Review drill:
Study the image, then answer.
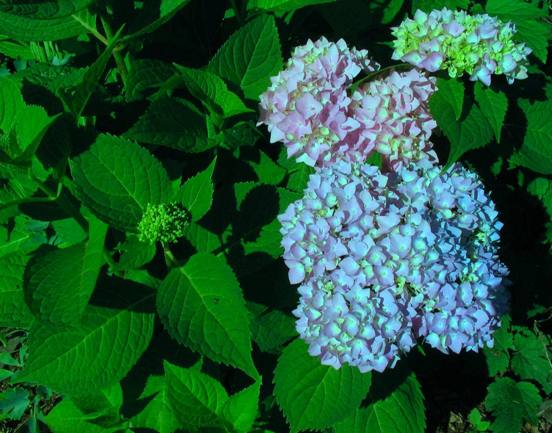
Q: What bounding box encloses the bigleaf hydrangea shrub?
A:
[0,1,550,433]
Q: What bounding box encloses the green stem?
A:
[100,16,128,86]
[350,63,413,92]
[230,0,245,25]
[162,243,179,268]
[72,14,109,45]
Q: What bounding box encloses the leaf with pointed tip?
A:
[181,157,216,221]
[157,253,256,377]
[132,376,180,433]
[0,253,34,328]
[0,0,94,41]
[222,381,261,433]
[334,374,425,433]
[430,86,493,165]
[485,378,542,433]
[125,97,211,153]
[208,15,282,100]
[15,281,155,395]
[164,360,230,430]
[474,82,508,143]
[274,339,372,433]
[173,65,252,118]
[24,216,108,324]
[70,134,173,231]
[510,99,552,175]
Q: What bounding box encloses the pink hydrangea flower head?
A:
[392,8,532,85]
[258,37,379,166]
[347,69,438,169]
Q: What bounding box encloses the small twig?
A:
[72,14,109,46]
[100,17,128,86]
[350,63,413,92]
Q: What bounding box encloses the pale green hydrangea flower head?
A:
[392,8,532,85]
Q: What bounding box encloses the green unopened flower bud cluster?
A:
[138,202,190,244]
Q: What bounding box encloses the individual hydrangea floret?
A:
[391,8,532,85]
[137,202,190,244]
[279,159,509,372]
[347,69,438,168]
[258,37,379,166]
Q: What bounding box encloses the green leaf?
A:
[510,99,552,175]
[484,316,513,376]
[486,0,550,63]
[527,177,552,245]
[435,78,464,121]
[44,399,121,433]
[468,408,491,431]
[113,235,156,271]
[125,97,211,153]
[0,253,34,328]
[334,373,426,433]
[222,381,261,433]
[0,1,94,41]
[0,77,58,162]
[248,0,336,13]
[164,360,230,430]
[511,331,552,394]
[430,84,493,165]
[485,378,542,433]
[0,388,30,421]
[25,216,107,324]
[474,83,508,143]
[412,0,468,12]
[70,134,173,231]
[131,375,181,433]
[16,282,155,395]
[182,223,222,253]
[274,339,372,433]
[208,15,282,100]
[181,157,217,222]
[247,150,286,186]
[249,303,296,353]
[60,26,123,116]
[125,59,175,101]
[157,253,256,377]
[173,65,252,118]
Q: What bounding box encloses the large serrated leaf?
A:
[125,97,211,153]
[208,15,282,100]
[510,99,552,175]
[0,253,34,328]
[164,360,230,430]
[24,216,108,324]
[157,253,256,377]
[474,82,508,143]
[174,65,252,118]
[273,339,372,433]
[131,375,180,433]
[0,1,94,41]
[15,281,155,395]
[181,157,216,221]
[334,373,426,433]
[430,84,493,165]
[222,381,261,433]
[485,377,542,433]
[70,134,173,231]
